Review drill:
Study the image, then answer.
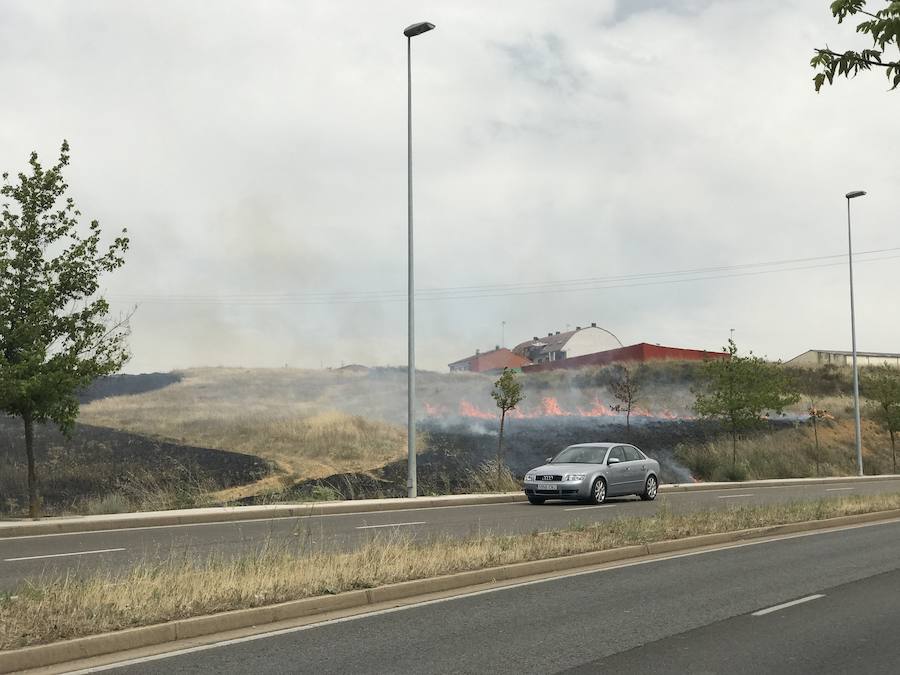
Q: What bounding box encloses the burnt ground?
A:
[77,372,183,404]
[0,416,271,516]
[267,417,798,502]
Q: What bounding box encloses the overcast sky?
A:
[0,0,896,373]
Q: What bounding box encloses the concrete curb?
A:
[2,474,899,539]
[3,507,900,673]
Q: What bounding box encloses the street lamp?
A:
[404,20,435,498]
[846,189,866,476]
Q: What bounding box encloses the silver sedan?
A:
[523,442,660,505]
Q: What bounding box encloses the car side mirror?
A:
[607,457,621,465]
[545,457,553,463]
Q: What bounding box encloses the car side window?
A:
[608,446,625,463]
[624,446,642,462]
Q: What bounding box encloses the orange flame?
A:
[458,400,495,419]
[540,397,571,416]
[423,397,691,421]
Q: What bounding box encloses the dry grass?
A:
[464,460,521,493]
[79,369,408,481]
[677,416,897,481]
[3,492,900,650]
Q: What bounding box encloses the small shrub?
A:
[712,463,749,482]
[80,493,132,515]
[675,442,719,480]
[464,460,520,493]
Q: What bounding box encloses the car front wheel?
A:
[640,475,658,501]
[589,478,607,504]
[527,495,545,505]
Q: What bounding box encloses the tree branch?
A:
[814,48,895,68]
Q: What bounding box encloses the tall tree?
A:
[0,142,130,518]
[610,364,640,436]
[694,340,800,469]
[491,367,524,485]
[862,366,900,473]
[811,1,900,91]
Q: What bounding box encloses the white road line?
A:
[826,488,855,491]
[717,494,754,499]
[4,547,126,562]
[564,505,615,511]
[355,522,426,530]
[752,594,825,616]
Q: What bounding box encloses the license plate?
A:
[537,483,556,491]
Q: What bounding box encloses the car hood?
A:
[527,463,603,475]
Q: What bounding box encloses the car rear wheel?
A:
[527,495,545,505]
[589,478,607,504]
[640,475,658,501]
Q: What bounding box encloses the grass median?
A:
[3,492,900,651]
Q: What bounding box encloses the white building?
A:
[512,324,622,365]
[786,349,900,369]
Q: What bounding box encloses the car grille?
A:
[536,475,562,481]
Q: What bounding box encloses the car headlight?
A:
[564,473,586,481]
[524,473,535,482]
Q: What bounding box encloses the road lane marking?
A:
[717,494,754,499]
[827,488,855,491]
[4,547,126,562]
[565,505,615,511]
[355,522,426,530]
[752,594,825,616]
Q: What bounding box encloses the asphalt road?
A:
[2,477,900,593]
[95,518,900,674]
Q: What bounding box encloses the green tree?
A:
[862,366,900,472]
[811,1,900,91]
[693,340,800,470]
[0,142,130,518]
[609,364,640,436]
[491,367,524,485]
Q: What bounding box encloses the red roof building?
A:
[448,347,532,374]
[522,342,727,373]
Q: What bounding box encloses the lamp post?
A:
[846,189,866,476]
[404,21,435,498]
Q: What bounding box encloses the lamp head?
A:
[845,190,867,199]
[404,22,435,37]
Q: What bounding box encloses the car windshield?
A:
[552,446,607,464]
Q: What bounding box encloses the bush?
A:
[674,442,719,481]
[464,460,520,493]
[712,463,749,482]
